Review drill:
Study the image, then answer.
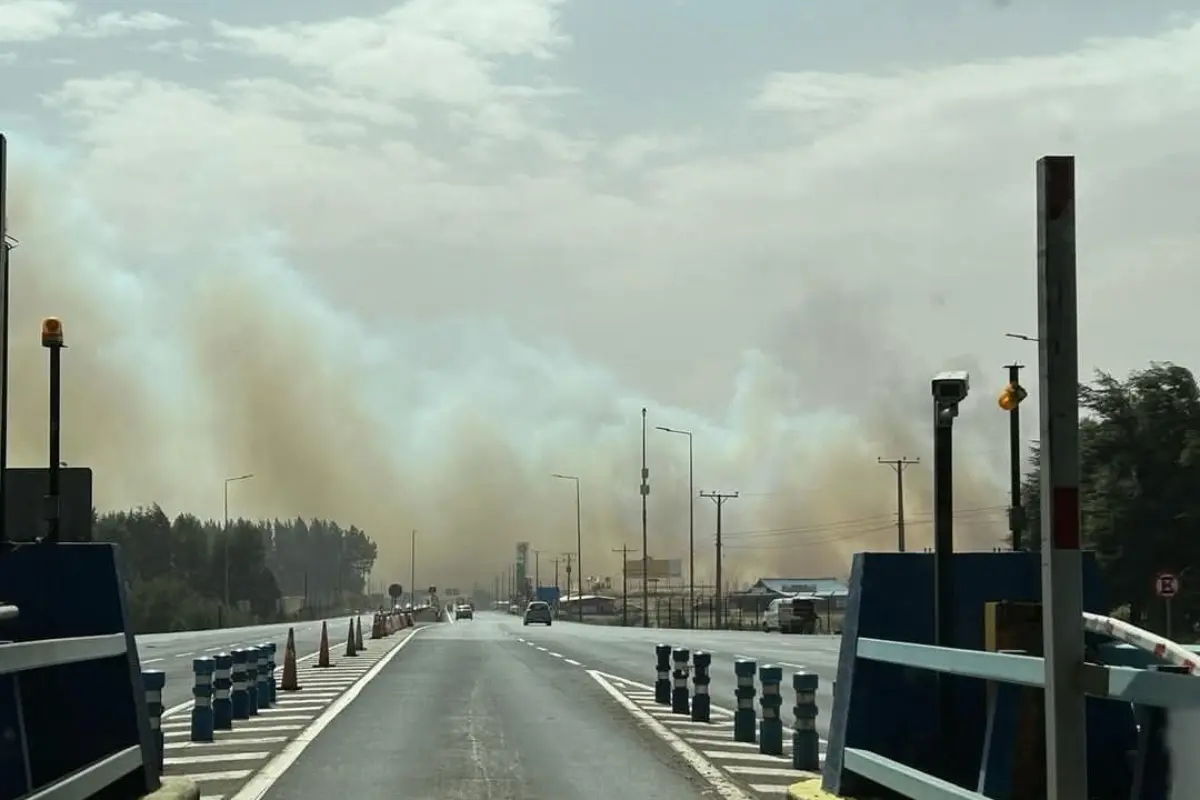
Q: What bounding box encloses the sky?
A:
[0,0,1197,593]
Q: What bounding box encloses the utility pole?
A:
[877,457,919,552]
[534,549,541,589]
[0,134,9,547]
[410,529,416,610]
[700,490,738,628]
[640,408,650,628]
[553,558,560,593]
[613,544,638,626]
[563,552,573,616]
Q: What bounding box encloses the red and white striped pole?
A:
[1036,154,1088,800]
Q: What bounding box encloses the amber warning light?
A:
[41,317,64,348]
[997,382,1028,411]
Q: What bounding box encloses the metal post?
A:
[212,652,233,730]
[1036,154,1087,800]
[575,478,583,621]
[230,648,250,720]
[758,665,784,755]
[655,643,672,705]
[671,648,691,714]
[190,658,215,743]
[687,433,694,628]
[641,408,650,628]
[734,658,757,743]
[692,651,711,722]
[1007,363,1026,550]
[792,672,820,770]
[141,669,165,773]
[0,134,9,546]
[410,529,416,614]
[41,319,64,543]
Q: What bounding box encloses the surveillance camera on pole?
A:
[930,369,968,759]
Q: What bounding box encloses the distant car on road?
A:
[455,604,474,620]
[523,601,552,626]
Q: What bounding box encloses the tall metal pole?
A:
[656,426,695,627]
[0,134,8,546]
[410,529,416,608]
[1037,155,1087,800]
[640,408,649,628]
[1007,363,1026,550]
[41,318,64,543]
[932,398,955,754]
[574,478,583,621]
[700,491,737,628]
[534,550,540,589]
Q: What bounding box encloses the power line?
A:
[722,505,1008,541]
[878,457,920,552]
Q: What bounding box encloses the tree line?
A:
[94,507,379,634]
[1020,361,1200,636]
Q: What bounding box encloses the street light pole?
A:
[656,425,694,628]
[410,529,416,608]
[223,473,254,608]
[551,473,583,621]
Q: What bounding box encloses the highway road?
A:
[145,611,834,799]
[136,614,371,711]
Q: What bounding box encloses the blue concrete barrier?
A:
[655,644,671,705]
[256,642,272,709]
[692,651,712,723]
[671,647,691,715]
[190,657,215,743]
[230,648,250,720]
[792,672,820,770]
[213,652,233,730]
[734,658,757,743]
[246,646,261,715]
[142,669,165,772]
[759,664,784,756]
[0,543,160,799]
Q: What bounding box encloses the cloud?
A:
[0,2,185,43]
[7,6,1200,587]
[0,0,73,43]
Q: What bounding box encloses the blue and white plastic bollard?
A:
[245,646,261,715]
[654,644,672,705]
[671,647,691,715]
[190,657,215,743]
[265,642,278,703]
[758,664,784,755]
[256,643,272,709]
[142,669,165,771]
[230,648,250,720]
[792,672,820,770]
[734,658,757,743]
[691,651,711,723]
[213,652,233,730]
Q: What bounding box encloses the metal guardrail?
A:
[846,632,1200,800]
[1,605,151,799]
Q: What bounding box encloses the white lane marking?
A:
[701,750,793,763]
[176,653,195,658]
[143,658,164,664]
[564,658,582,666]
[230,625,425,800]
[179,770,251,782]
[548,651,564,658]
[589,670,754,800]
[748,784,795,794]
[169,736,287,749]
[166,751,269,766]
[164,725,303,739]
[536,646,548,652]
[725,765,805,778]
[779,662,808,670]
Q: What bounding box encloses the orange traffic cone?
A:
[344,619,358,657]
[355,616,366,651]
[279,627,301,691]
[315,621,334,668]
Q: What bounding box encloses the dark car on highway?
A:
[523,601,552,626]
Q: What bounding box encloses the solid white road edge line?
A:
[588,669,754,800]
[229,625,427,800]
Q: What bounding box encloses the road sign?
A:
[1156,572,1179,599]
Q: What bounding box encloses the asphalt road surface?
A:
[497,612,840,737]
[259,613,729,800]
[136,615,371,711]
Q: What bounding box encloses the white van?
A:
[762,596,821,634]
